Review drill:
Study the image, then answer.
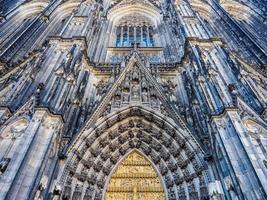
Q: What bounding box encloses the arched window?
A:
[116,26,121,47]
[115,25,155,47]
[115,15,155,48]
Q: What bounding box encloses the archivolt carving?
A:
[57,106,210,200]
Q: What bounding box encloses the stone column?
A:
[127,26,130,47]
[140,26,142,47]
[147,26,150,47]
[134,26,136,45]
[120,26,123,47]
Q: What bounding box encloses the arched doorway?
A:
[105,150,165,200]
[57,105,210,200]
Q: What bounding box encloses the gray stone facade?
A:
[0,0,266,199]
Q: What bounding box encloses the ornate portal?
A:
[105,151,165,200]
[0,0,266,198]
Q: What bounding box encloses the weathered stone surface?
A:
[0,0,266,199]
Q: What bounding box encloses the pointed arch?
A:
[104,149,166,199]
[57,105,210,200]
[108,5,161,27]
[105,0,162,53]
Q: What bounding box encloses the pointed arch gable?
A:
[54,52,211,200]
[68,53,204,154]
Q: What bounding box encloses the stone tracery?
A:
[0,0,266,199]
[115,14,155,48]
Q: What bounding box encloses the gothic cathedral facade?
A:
[0,0,266,199]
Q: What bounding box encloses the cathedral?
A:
[0,0,266,199]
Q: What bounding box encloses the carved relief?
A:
[105,151,165,200]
